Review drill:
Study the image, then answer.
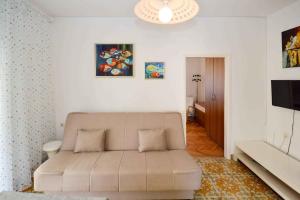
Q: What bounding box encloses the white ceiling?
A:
[31,0,297,17]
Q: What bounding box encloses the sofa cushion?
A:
[146,151,174,191]
[62,152,101,191]
[138,129,167,152]
[34,151,74,191]
[168,150,202,190]
[119,151,146,191]
[61,112,185,151]
[34,151,74,175]
[90,151,123,192]
[146,150,202,191]
[74,129,106,152]
[34,149,201,193]
[62,112,125,151]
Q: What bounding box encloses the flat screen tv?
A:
[271,80,300,111]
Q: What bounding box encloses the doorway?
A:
[185,57,225,157]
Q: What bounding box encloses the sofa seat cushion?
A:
[146,150,202,191]
[34,151,75,191]
[146,151,173,191]
[62,152,101,192]
[169,150,202,190]
[34,149,201,193]
[90,151,123,192]
[119,151,146,191]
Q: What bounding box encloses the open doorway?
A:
[186,57,224,157]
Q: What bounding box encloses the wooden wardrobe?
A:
[204,58,225,148]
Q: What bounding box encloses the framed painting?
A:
[145,62,165,79]
[282,26,300,68]
[96,44,133,76]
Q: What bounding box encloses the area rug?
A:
[194,157,282,200]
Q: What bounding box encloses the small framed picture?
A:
[95,44,133,77]
[145,62,165,79]
[282,26,300,68]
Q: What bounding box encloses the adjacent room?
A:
[1,0,300,199]
[186,57,224,157]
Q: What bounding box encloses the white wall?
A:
[51,17,267,155]
[266,1,300,160]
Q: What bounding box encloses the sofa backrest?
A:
[61,112,185,151]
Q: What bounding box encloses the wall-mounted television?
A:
[271,80,300,111]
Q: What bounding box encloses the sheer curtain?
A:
[0,0,56,191]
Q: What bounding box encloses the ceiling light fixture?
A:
[158,1,173,23]
[134,0,199,25]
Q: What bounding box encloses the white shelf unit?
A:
[235,140,300,200]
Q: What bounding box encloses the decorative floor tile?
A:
[194,157,282,200]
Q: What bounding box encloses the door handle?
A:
[211,93,216,101]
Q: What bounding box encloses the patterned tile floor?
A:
[194,157,282,200]
[186,119,281,199]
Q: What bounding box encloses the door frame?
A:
[184,54,231,159]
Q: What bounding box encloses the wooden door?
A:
[213,58,224,148]
[205,57,224,148]
[205,58,214,138]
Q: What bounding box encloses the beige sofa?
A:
[34,112,202,200]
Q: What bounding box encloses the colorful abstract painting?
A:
[282,26,300,68]
[145,62,165,79]
[96,44,133,76]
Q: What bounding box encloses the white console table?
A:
[235,140,300,200]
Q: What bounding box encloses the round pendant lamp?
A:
[134,0,199,24]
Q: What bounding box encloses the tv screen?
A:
[271,80,300,111]
[291,81,300,111]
